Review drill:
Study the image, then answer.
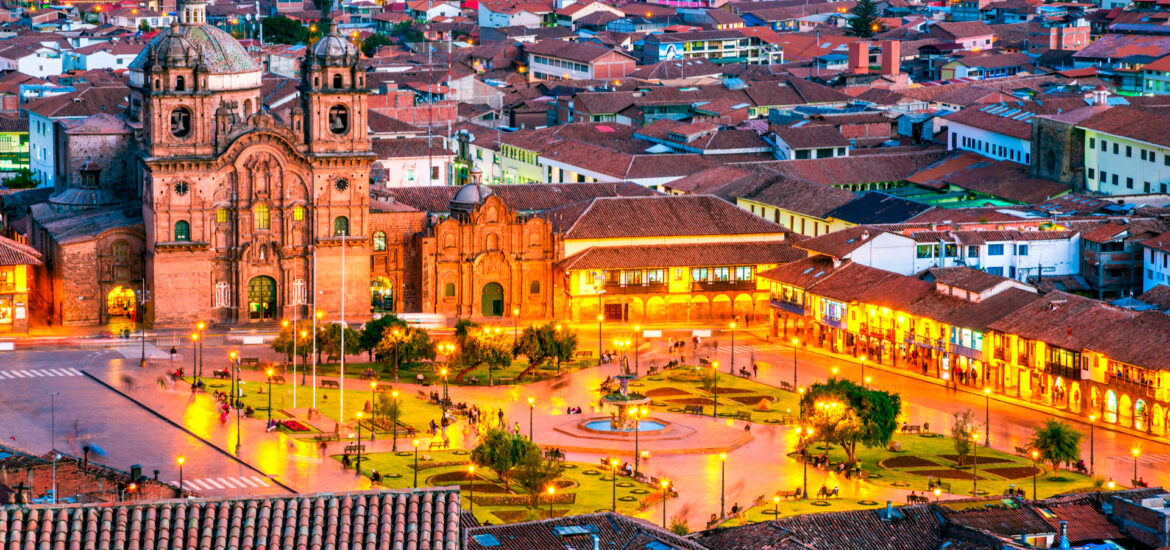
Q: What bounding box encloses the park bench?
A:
[240,358,260,367]
[907,494,930,504]
[683,405,704,415]
[429,440,450,450]
[699,357,711,367]
[213,369,231,379]
[269,375,286,384]
[321,380,340,389]
[778,381,794,392]
[375,383,393,393]
[903,424,922,434]
[575,351,593,359]
[936,482,951,493]
[498,377,514,385]
[1014,446,1030,457]
[734,411,752,422]
[361,369,378,380]
[343,443,365,454]
[776,490,799,500]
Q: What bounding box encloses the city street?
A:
[1,326,1167,528]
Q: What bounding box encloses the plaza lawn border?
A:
[630,369,799,423]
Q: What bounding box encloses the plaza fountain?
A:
[585,375,665,433]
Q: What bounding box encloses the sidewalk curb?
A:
[81,371,299,494]
[769,336,1167,449]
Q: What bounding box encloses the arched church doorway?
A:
[248,276,277,321]
[481,282,504,316]
[372,277,394,313]
[107,286,137,321]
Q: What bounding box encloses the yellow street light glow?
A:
[773,495,780,504]
[720,453,726,461]
[370,381,377,389]
[933,487,941,497]
[1031,450,1039,459]
[1107,480,1115,489]
[356,411,363,419]
[985,388,991,394]
[528,396,535,406]
[412,439,419,447]
[469,465,475,473]
[197,321,205,330]
[392,390,399,398]
[176,455,185,466]
[1132,448,1140,457]
[282,320,289,327]
[547,486,555,495]
[266,368,274,376]
[229,350,237,360]
[191,332,198,341]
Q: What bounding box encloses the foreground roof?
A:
[465,512,707,550]
[1,489,463,550]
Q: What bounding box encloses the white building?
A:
[1142,232,1170,292]
[62,39,146,72]
[943,104,1032,164]
[1080,106,1170,196]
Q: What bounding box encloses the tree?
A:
[669,516,689,536]
[271,320,314,364]
[453,322,512,384]
[388,20,424,43]
[470,428,533,487]
[845,0,884,38]
[138,20,151,32]
[799,378,902,464]
[513,444,565,507]
[361,32,393,57]
[4,168,38,189]
[262,15,309,45]
[373,391,402,428]
[359,314,406,360]
[1028,419,1082,478]
[318,322,360,363]
[951,409,978,466]
[512,323,579,376]
[374,324,436,376]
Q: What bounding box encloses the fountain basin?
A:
[583,419,667,433]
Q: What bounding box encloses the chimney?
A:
[848,41,871,74]
[130,464,142,482]
[880,40,901,75]
[1059,521,1071,549]
[82,446,90,471]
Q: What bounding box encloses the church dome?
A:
[450,183,492,216]
[129,22,261,90]
[311,33,360,67]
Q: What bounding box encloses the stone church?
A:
[29,0,375,327]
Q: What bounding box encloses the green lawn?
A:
[725,497,889,526]
[803,433,1093,499]
[192,376,445,436]
[340,451,662,524]
[245,358,594,387]
[631,368,801,423]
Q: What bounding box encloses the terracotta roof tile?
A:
[927,266,1012,294]
[560,241,805,270]
[541,194,788,239]
[1138,285,1170,309]
[466,512,706,550]
[795,226,886,258]
[0,235,42,266]
[381,182,656,214]
[1078,105,1170,149]
[773,124,851,149]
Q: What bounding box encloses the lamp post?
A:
[798,426,813,499]
[468,466,476,517]
[792,339,800,389]
[1088,415,1096,476]
[772,495,779,520]
[512,308,519,346]
[176,455,185,496]
[547,486,555,519]
[196,321,205,378]
[860,356,866,385]
[719,453,727,518]
[729,321,736,374]
[933,487,941,503]
[391,328,401,382]
[971,433,980,496]
[441,367,449,406]
[300,330,309,385]
[413,439,420,487]
[594,271,605,366]
[633,406,647,475]
[266,368,274,424]
[355,411,364,474]
[48,392,59,451]
[313,310,323,405]
[711,360,719,418]
[528,396,535,441]
[369,381,377,441]
[609,458,619,512]
[1031,450,1039,500]
[190,332,199,386]
[1132,448,1140,485]
[984,388,991,447]
[634,325,641,375]
[392,390,399,451]
[661,479,670,528]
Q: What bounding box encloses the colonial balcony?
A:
[1107,373,1158,399]
[603,282,668,295]
[1044,361,1083,381]
[691,280,757,292]
[769,297,806,316]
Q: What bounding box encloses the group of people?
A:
[565,406,584,414]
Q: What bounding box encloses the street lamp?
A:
[633,406,647,475]
[971,433,980,496]
[468,466,476,517]
[729,321,736,375]
[860,356,867,386]
[266,368,274,424]
[440,367,449,406]
[719,453,727,518]
[1132,448,1140,485]
[983,388,991,447]
[190,332,199,386]
[48,392,59,451]
[228,350,238,404]
[512,308,519,345]
[369,381,377,441]
[547,486,555,519]
[176,455,185,496]
[1107,480,1115,490]
[355,411,364,474]
[660,479,670,528]
[609,458,619,512]
[797,426,813,499]
[1088,414,1096,476]
[772,495,779,519]
[391,329,401,382]
[196,321,205,378]
[792,339,800,389]
[933,487,941,503]
[1031,450,1039,500]
[597,314,604,367]
[528,396,535,441]
[391,390,399,451]
[413,439,420,488]
[711,360,720,418]
[300,330,309,385]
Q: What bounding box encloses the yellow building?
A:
[0,235,42,333]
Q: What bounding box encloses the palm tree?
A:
[1028,419,1082,479]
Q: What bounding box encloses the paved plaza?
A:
[0,326,1166,528]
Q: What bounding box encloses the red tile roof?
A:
[561,241,805,270]
[1138,285,1170,309]
[1141,231,1170,254]
[772,124,851,149]
[1078,105,1170,149]
[795,226,887,258]
[0,235,42,266]
[542,195,790,239]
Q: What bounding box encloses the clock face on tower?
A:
[173,181,189,196]
[334,177,349,191]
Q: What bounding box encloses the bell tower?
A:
[300,28,370,155]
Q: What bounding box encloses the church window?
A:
[253,204,270,230]
[293,206,304,221]
[113,240,129,263]
[170,107,192,137]
[334,177,349,191]
[217,208,228,223]
[328,105,349,134]
[173,181,189,196]
[334,216,349,236]
[486,233,499,250]
[214,281,231,309]
[529,280,540,294]
[373,231,386,251]
[444,282,455,297]
[333,74,343,88]
[174,220,190,242]
[175,76,185,91]
[244,99,252,117]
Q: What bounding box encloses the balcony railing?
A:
[692,279,756,292]
[603,282,667,295]
[994,348,1006,361]
[770,298,806,316]
[1107,374,1157,398]
[1044,361,1083,381]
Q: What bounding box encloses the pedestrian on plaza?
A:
[752,363,758,378]
[498,409,504,427]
